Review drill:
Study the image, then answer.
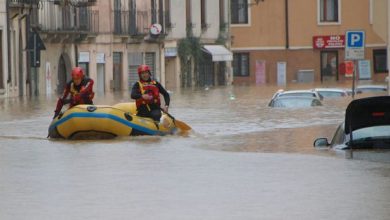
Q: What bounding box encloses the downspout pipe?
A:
[6,0,11,84]
[285,0,289,49]
[388,0,390,95]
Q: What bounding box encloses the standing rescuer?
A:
[131,64,170,121]
[53,67,95,118]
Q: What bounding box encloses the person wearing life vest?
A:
[131,64,170,121]
[53,67,95,118]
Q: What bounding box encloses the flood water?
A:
[1,84,390,220]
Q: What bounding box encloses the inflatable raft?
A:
[48,103,180,139]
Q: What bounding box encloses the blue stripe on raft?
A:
[49,112,166,136]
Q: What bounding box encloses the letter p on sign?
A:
[346,31,364,48]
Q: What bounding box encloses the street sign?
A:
[345,31,365,60]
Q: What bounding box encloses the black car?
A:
[314,96,390,150]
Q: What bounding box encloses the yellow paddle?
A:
[162,110,192,131]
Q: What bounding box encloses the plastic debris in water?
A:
[229,93,236,100]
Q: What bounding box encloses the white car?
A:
[356,85,387,93]
[272,89,324,100]
[268,96,322,108]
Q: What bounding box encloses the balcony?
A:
[112,10,171,40]
[32,1,99,43]
[9,0,39,7]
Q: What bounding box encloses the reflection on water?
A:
[0,84,389,220]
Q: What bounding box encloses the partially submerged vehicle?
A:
[272,89,324,100]
[314,96,390,160]
[268,96,322,108]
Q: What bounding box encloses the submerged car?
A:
[313,88,348,98]
[314,96,390,150]
[269,96,322,108]
[356,85,387,93]
[272,89,324,100]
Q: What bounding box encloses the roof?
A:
[345,96,390,134]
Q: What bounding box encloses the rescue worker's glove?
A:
[72,94,82,105]
[53,110,60,119]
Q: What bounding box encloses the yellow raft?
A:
[48,103,179,139]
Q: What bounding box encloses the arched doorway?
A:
[57,53,71,94]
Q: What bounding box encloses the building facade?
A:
[1,0,232,98]
[1,0,34,98]
[0,0,7,97]
[231,0,388,86]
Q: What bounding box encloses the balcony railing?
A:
[34,1,99,34]
[9,0,39,7]
[112,10,171,36]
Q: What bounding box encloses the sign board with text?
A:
[345,31,365,60]
[313,35,345,49]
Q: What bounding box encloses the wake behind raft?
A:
[48,102,191,139]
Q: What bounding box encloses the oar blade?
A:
[175,119,192,131]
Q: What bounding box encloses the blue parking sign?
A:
[346,31,365,48]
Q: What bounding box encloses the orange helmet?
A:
[137,64,151,75]
[71,67,84,80]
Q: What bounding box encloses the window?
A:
[319,0,339,22]
[201,0,207,29]
[320,51,338,82]
[114,0,122,34]
[220,0,225,26]
[373,49,388,73]
[164,0,172,28]
[78,63,89,77]
[233,53,249,77]
[186,0,192,26]
[231,0,248,24]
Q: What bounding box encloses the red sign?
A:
[313,35,345,49]
[339,61,354,77]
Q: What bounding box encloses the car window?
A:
[279,93,315,98]
[353,126,390,140]
[272,98,318,108]
[318,91,345,97]
[357,88,387,92]
[330,124,345,146]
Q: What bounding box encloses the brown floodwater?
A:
[0,84,389,220]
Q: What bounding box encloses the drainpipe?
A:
[388,0,390,95]
[6,0,11,86]
[227,0,232,85]
[285,0,289,49]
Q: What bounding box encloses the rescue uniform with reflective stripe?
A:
[61,77,94,107]
[131,79,170,121]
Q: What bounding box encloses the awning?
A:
[202,45,233,62]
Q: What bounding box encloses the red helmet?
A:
[71,67,84,80]
[137,64,151,75]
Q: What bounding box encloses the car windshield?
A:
[356,87,387,92]
[272,98,321,108]
[348,126,390,149]
[317,91,345,97]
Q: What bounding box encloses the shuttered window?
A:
[233,53,249,77]
[320,0,339,22]
[231,0,248,24]
[128,52,143,88]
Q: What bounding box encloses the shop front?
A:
[313,35,345,83]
